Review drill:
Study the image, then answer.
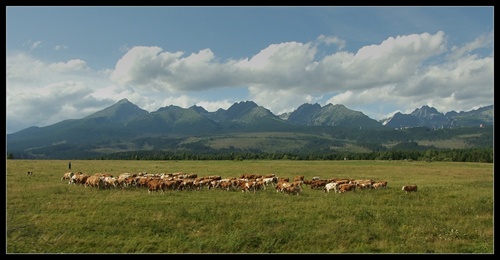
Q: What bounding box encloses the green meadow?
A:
[6,159,493,254]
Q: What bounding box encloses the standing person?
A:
[68,162,71,170]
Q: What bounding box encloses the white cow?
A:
[323,182,339,193]
[61,172,75,185]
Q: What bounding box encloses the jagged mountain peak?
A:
[84,98,149,123]
[287,102,383,128]
[324,103,345,108]
[287,103,322,125]
[155,104,184,112]
[411,105,442,118]
[278,112,292,120]
[223,101,259,120]
[116,98,131,104]
[189,105,208,114]
[299,103,322,108]
[227,100,258,110]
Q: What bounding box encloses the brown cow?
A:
[372,181,388,189]
[72,173,89,185]
[338,183,356,193]
[310,180,328,190]
[283,185,301,196]
[402,185,418,193]
[293,175,304,182]
[276,180,291,193]
[85,175,103,189]
[147,178,165,193]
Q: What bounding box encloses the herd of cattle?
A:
[60,171,418,195]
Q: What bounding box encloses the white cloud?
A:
[54,45,68,51]
[448,31,494,60]
[317,34,346,50]
[23,40,42,52]
[110,46,183,87]
[7,52,46,83]
[195,100,233,112]
[7,81,95,131]
[248,87,323,115]
[237,41,316,80]
[49,59,89,73]
[6,53,115,133]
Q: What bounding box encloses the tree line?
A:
[89,147,493,163]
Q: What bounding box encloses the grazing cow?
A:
[241,181,255,193]
[283,185,301,196]
[402,185,418,193]
[147,179,165,193]
[103,177,119,189]
[62,172,74,182]
[207,175,222,180]
[71,173,89,185]
[164,179,181,191]
[136,177,150,188]
[338,183,356,193]
[26,171,33,176]
[310,180,328,190]
[372,181,388,189]
[218,180,234,191]
[323,182,338,193]
[355,181,373,190]
[262,177,278,187]
[294,176,305,182]
[85,175,103,189]
[276,180,291,193]
[278,177,290,183]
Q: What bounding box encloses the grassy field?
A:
[6,159,493,254]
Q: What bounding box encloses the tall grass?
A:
[6,160,493,253]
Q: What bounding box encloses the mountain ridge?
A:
[381,104,493,129]
[6,99,493,159]
[10,99,493,134]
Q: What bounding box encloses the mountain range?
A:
[6,99,493,159]
[380,104,493,129]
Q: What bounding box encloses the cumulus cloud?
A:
[106,31,460,115]
[6,53,114,133]
[111,46,182,87]
[7,52,46,83]
[7,81,95,131]
[111,46,244,92]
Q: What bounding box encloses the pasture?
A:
[6,159,493,253]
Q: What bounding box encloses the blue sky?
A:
[6,6,494,134]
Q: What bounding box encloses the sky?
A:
[6,6,494,134]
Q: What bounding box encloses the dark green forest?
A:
[8,147,492,163]
[92,147,493,163]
